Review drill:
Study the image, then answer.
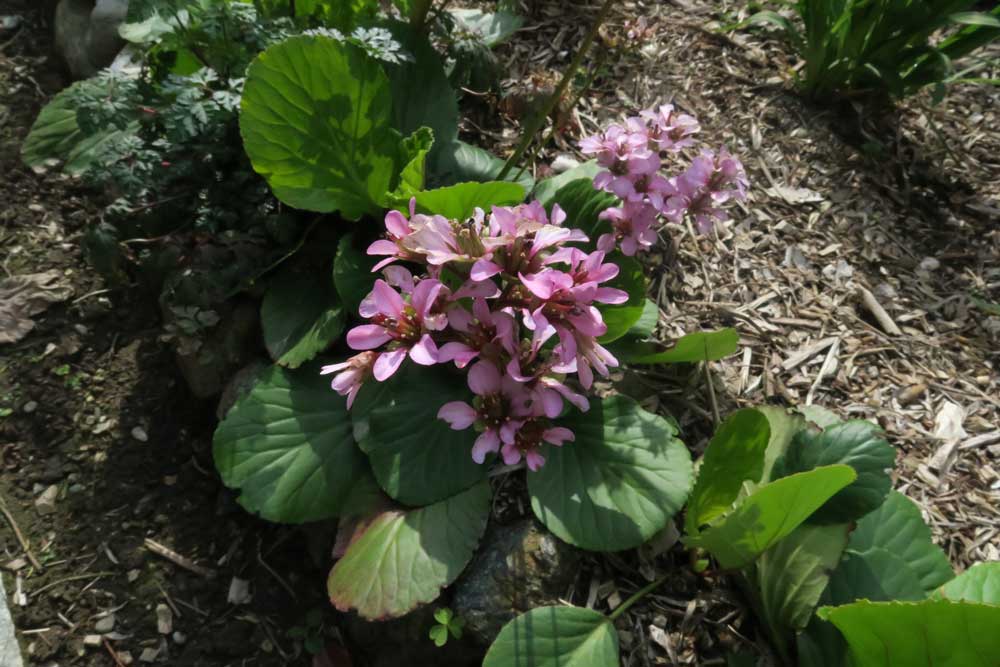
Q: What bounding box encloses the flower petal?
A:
[468,360,502,396]
[472,430,501,464]
[470,258,503,282]
[372,279,405,318]
[373,348,407,381]
[346,325,392,350]
[543,427,574,446]
[408,334,440,365]
[437,401,477,430]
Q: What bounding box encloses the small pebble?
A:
[23,401,38,414]
[172,631,186,645]
[83,634,103,647]
[94,614,115,633]
[139,647,159,663]
[131,426,148,442]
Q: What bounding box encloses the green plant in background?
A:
[736,1,1000,100]
[286,608,327,655]
[428,607,465,647]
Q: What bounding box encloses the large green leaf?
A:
[772,420,895,523]
[753,524,850,650]
[686,465,856,570]
[333,233,377,318]
[213,365,375,523]
[431,140,534,192]
[825,549,926,604]
[357,366,488,506]
[533,161,603,206]
[686,408,771,535]
[613,329,740,364]
[528,395,693,552]
[757,407,806,483]
[545,178,617,240]
[848,490,953,594]
[413,181,525,220]
[628,299,660,338]
[817,599,1000,667]
[261,268,344,369]
[22,83,136,175]
[483,606,619,667]
[450,8,524,47]
[937,562,1000,605]
[383,21,459,166]
[597,255,646,344]
[240,36,399,218]
[327,482,490,620]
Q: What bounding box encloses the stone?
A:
[35,485,59,515]
[172,299,260,398]
[83,634,103,647]
[155,603,172,635]
[0,574,24,667]
[550,155,580,174]
[452,518,582,644]
[54,0,127,80]
[130,426,148,442]
[139,647,159,663]
[94,614,115,633]
[22,401,37,414]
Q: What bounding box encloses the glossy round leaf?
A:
[327,482,490,620]
[825,548,925,604]
[545,178,617,240]
[597,255,646,344]
[261,269,344,369]
[357,366,488,506]
[483,606,619,667]
[240,36,399,218]
[413,181,525,220]
[848,490,953,594]
[533,161,603,206]
[213,365,375,523]
[528,395,693,551]
[773,420,895,523]
[937,562,1000,605]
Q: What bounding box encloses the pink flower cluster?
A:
[580,104,749,250]
[322,200,626,471]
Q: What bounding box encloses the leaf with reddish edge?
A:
[327,482,490,620]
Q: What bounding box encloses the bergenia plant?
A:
[323,105,747,472]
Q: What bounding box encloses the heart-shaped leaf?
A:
[240,35,399,218]
[686,408,771,534]
[817,599,1000,667]
[483,606,619,667]
[528,395,693,551]
[846,490,953,594]
[772,420,895,523]
[213,365,376,523]
[262,268,344,369]
[356,366,488,506]
[413,181,525,220]
[685,465,856,570]
[937,562,1000,605]
[327,482,490,619]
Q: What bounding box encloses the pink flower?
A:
[346,279,445,381]
[367,200,426,271]
[640,104,700,153]
[438,298,517,369]
[499,420,575,471]
[597,201,659,256]
[663,148,748,233]
[320,351,376,408]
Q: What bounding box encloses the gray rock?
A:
[452,518,582,644]
[0,574,24,667]
[94,614,115,633]
[35,484,59,515]
[54,0,127,80]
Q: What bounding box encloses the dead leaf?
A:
[0,271,73,344]
[765,184,824,204]
[933,401,967,440]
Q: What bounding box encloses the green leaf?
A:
[544,178,617,240]
[413,181,525,220]
[847,490,953,594]
[772,420,895,524]
[22,83,136,175]
[533,161,603,206]
[528,395,693,551]
[213,365,375,523]
[261,269,344,369]
[797,405,842,430]
[390,126,434,202]
[685,408,771,535]
[825,549,925,604]
[629,299,659,338]
[615,329,740,364]
[240,36,399,219]
[950,11,1000,28]
[327,482,490,619]
[757,406,806,484]
[817,599,1000,667]
[431,140,534,192]
[754,524,850,643]
[383,21,459,166]
[334,234,377,318]
[685,465,856,570]
[483,606,619,667]
[118,12,180,43]
[597,255,646,344]
[429,625,449,647]
[937,562,1000,605]
[450,8,524,47]
[357,366,488,506]
[433,608,453,625]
